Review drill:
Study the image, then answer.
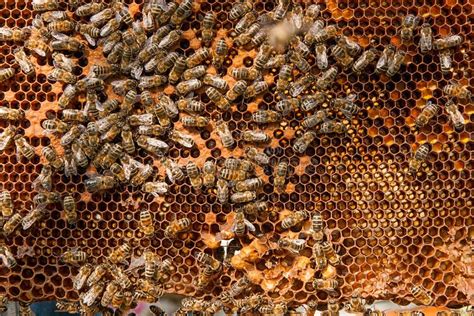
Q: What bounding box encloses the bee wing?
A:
[294,239,306,246]
[244,219,256,232]
[83,33,96,47]
[51,31,69,41]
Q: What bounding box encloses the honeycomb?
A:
[0,0,472,313]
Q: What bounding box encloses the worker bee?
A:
[415,100,439,128]
[0,27,30,42]
[62,194,77,225]
[13,48,35,76]
[168,56,187,84]
[254,44,273,70]
[143,181,168,197]
[109,163,127,183]
[318,120,347,134]
[439,49,453,74]
[290,51,311,72]
[75,2,104,16]
[327,298,340,316]
[41,145,63,170]
[164,218,192,239]
[84,175,117,192]
[183,65,207,81]
[215,120,235,148]
[0,107,24,121]
[409,143,430,173]
[443,81,472,100]
[312,242,328,270]
[130,163,154,187]
[231,67,260,81]
[143,250,158,280]
[108,242,131,265]
[293,131,317,154]
[206,87,230,111]
[162,159,185,183]
[241,130,270,143]
[313,25,338,45]
[201,12,215,46]
[245,148,269,166]
[203,74,229,91]
[138,75,167,90]
[313,279,339,291]
[25,37,50,57]
[235,11,257,34]
[99,16,121,38]
[48,67,77,84]
[252,110,281,124]
[213,38,229,69]
[321,241,340,264]
[2,213,21,236]
[375,44,396,74]
[274,161,288,193]
[245,81,268,98]
[177,98,205,114]
[61,109,86,123]
[14,134,35,161]
[309,213,325,241]
[313,43,329,70]
[352,49,377,74]
[0,245,16,268]
[202,161,216,188]
[234,23,260,47]
[50,32,83,52]
[158,30,183,49]
[419,23,433,53]
[226,80,247,101]
[33,191,60,207]
[128,113,154,127]
[170,0,192,26]
[235,178,263,192]
[118,125,134,154]
[0,190,13,217]
[177,79,203,95]
[181,115,209,128]
[333,94,358,119]
[61,249,87,266]
[0,68,15,83]
[51,52,75,74]
[216,179,229,203]
[186,162,203,191]
[86,263,109,287]
[136,135,169,156]
[386,49,406,77]
[90,7,114,27]
[344,295,366,313]
[265,54,286,70]
[433,34,463,51]
[56,301,80,314]
[0,126,16,153]
[281,210,310,230]
[445,99,465,132]
[47,20,76,34]
[139,209,155,237]
[400,14,420,42]
[301,110,328,129]
[169,130,195,148]
[229,0,252,20]
[63,148,77,178]
[276,64,293,93]
[32,165,52,192]
[290,73,316,97]
[82,282,105,307]
[278,237,306,254]
[276,97,297,117]
[31,0,59,11]
[411,285,432,305]
[100,281,120,307]
[76,23,100,46]
[303,19,325,45]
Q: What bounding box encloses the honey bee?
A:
[0,245,16,268]
[293,131,317,154]
[176,79,203,95]
[333,94,358,119]
[352,49,377,74]
[136,135,169,156]
[73,263,93,291]
[33,165,53,192]
[181,115,209,128]
[375,44,396,74]
[312,25,338,45]
[212,38,229,69]
[56,301,80,313]
[82,282,105,307]
[84,175,117,192]
[48,20,76,34]
[13,48,34,76]
[168,56,187,84]
[245,80,268,98]
[175,99,204,115]
[108,242,131,265]
[158,29,183,49]
[25,38,50,57]
[206,87,230,111]
[445,99,465,132]
[164,218,192,239]
[100,17,121,38]
[75,2,104,16]
[235,178,263,192]
[0,68,15,83]
[130,163,154,187]
[439,49,453,74]
[310,213,325,241]
[245,148,269,166]
[202,160,216,188]
[31,0,59,11]
[100,281,120,307]
[61,109,86,123]
[14,134,35,161]
[312,242,328,270]
[201,12,215,46]
[48,67,77,84]
[62,194,77,225]
[216,179,229,203]
[170,0,192,26]
[0,126,16,153]
[321,241,340,264]
[386,49,406,77]
[400,14,420,42]
[0,107,24,122]
[203,74,228,91]
[231,67,260,81]
[345,295,366,313]
[138,75,168,90]
[301,110,328,129]
[2,213,21,236]
[61,249,87,266]
[142,181,169,197]
[252,110,282,124]
[443,81,472,100]
[281,210,310,230]
[90,7,114,27]
[419,23,433,53]
[138,209,155,237]
[254,44,273,71]
[41,145,63,170]
[143,250,158,280]
[318,120,347,134]
[76,23,100,46]
[408,143,430,174]
[411,285,432,305]
[235,11,257,34]
[215,120,235,148]
[278,237,306,254]
[265,54,286,70]
[290,51,311,72]
[50,32,84,52]
[0,190,13,217]
[276,64,292,93]
[128,113,154,127]
[182,65,206,81]
[226,80,247,101]
[86,263,109,287]
[231,211,256,237]
[235,23,260,47]
[186,162,203,191]
[434,34,463,51]
[241,130,270,143]
[169,130,195,148]
[161,158,184,183]
[0,27,30,42]
[415,100,439,128]
[33,191,60,206]
[313,278,339,291]
[290,73,316,97]
[274,161,288,193]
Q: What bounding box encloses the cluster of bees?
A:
[0,0,471,314]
